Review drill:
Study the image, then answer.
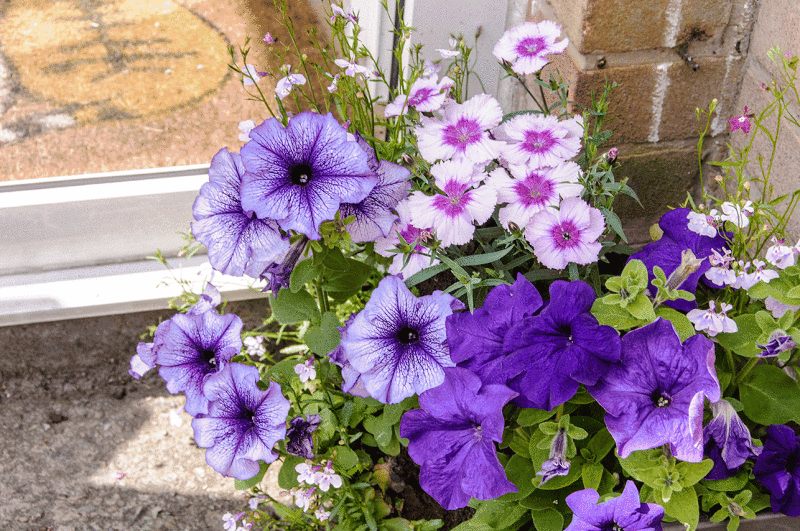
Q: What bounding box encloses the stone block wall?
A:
[514,0,767,243]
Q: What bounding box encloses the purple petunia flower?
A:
[589,318,721,462]
[338,275,464,403]
[192,363,290,480]
[192,148,290,277]
[447,273,543,385]
[503,280,620,410]
[399,367,518,510]
[629,208,729,311]
[703,399,761,480]
[240,112,377,240]
[286,415,322,459]
[564,480,665,531]
[492,21,568,75]
[338,133,411,243]
[415,94,505,165]
[753,424,800,517]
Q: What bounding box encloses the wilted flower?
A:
[525,197,605,270]
[243,335,266,358]
[703,399,762,480]
[286,415,321,459]
[753,424,800,516]
[537,427,571,484]
[262,32,277,44]
[400,367,518,510]
[757,330,797,357]
[192,148,290,277]
[374,200,439,278]
[564,481,665,531]
[192,363,290,479]
[589,318,721,462]
[240,112,376,240]
[339,275,464,403]
[492,20,568,75]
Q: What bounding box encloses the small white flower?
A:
[295,462,319,484]
[248,496,261,511]
[242,64,266,86]
[687,210,719,237]
[238,120,256,143]
[704,248,737,286]
[222,512,244,531]
[243,335,266,357]
[294,359,316,382]
[687,301,737,337]
[291,487,316,512]
[313,461,342,492]
[275,67,306,100]
[719,201,754,228]
[326,73,340,93]
[436,48,460,58]
[765,237,798,269]
[334,58,369,77]
[315,507,332,521]
[765,296,800,318]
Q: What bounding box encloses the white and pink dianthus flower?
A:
[525,197,604,269]
[407,159,496,247]
[375,200,440,278]
[385,75,454,117]
[488,161,583,230]
[492,20,568,75]
[494,113,583,167]
[415,93,505,164]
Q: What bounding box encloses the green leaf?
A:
[591,299,647,331]
[600,206,627,243]
[584,428,616,462]
[321,259,373,295]
[269,288,320,325]
[617,449,662,488]
[278,455,306,489]
[582,462,604,490]
[234,460,268,490]
[664,485,700,530]
[740,364,800,424]
[655,307,695,341]
[304,311,341,355]
[626,295,657,322]
[715,314,762,357]
[290,259,322,292]
[468,499,528,530]
[267,357,303,384]
[335,446,359,470]
[497,454,537,501]
[382,403,405,425]
[703,470,749,492]
[676,459,714,488]
[529,508,563,531]
[517,408,555,427]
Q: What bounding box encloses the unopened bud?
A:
[728,502,746,517]
[605,147,618,164]
[650,224,664,242]
[665,249,704,291]
[507,221,520,233]
[420,230,437,247]
[715,175,724,182]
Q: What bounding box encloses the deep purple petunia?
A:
[339,133,411,243]
[589,318,721,462]
[286,415,322,459]
[192,148,290,276]
[753,424,800,517]
[629,208,729,311]
[564,480,665,531]
[502,280,621,410]
[338,275,464,403]
[192,363,290,480]
[240,112,377,240]
[446,273,543,385]
[399,367,518,510]
[703,399,761,480]
[250,236,308,295]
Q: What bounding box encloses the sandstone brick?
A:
[746,0,800,81]
[547,0,733,54]
[611,140,701,244]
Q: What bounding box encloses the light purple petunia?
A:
[384,75,454,117]
[338,275,464,403]
[407,158,497,248]
[399,367,518,510]
[338,133,411,243]
[565,480,665,531]
[493,20,568,75]
[703,399,761,480]
[192,148,290,277]
[503,280,620,410]
[753,424,800,517]
[629,208,730,311]
[525,197,605,270]
[415,93,505,165]
[489,161,583,230]
[589,318,721,462]
[446,273,543,385]
[192,363,290,480]
[240,112,377,240]
[494,114,583,168]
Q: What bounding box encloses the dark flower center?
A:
[652,390,672,407]
[201,348,217,367]
[397,326,419,344]
[600,523,623,531]
[290,163,314,185]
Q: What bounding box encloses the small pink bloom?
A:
[243,64,268,86]
[385,75,454,117]
[728,106,753,134]
[375,200,439,278]
[495,113,583,167]
[407,159,496,247]
[334,58,369,77]
[263,32,277,44]
[415,93,505,164]
[525,197,604,269]
[493,20,568,74]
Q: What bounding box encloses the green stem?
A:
[733,357,759,387]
